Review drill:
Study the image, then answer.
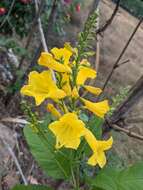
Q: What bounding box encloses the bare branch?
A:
[102,18,143,91]
[0,0,16,28]
[96,0,121,34]
[34,0,56,81]
[18,0,45,70]
[108,122,143,141]
[117,59,130,67]
[34,0,48,52]
[1,117,28,124]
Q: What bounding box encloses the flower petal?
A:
[83,85,102,95]
[81,98,110,118]
[61,73,72,96]
[48,113,85,149]
[21,70,66,105]
[47,103,61,118]
[76,66,96,85]
[98,137,113,151]
[51,47,72,65]
[87,153,98,166]
[38,52,71,73]
[96,151,106,168]
[71,87,79,98]
[48,89,66,100]
[84,128,98,150]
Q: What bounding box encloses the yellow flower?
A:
[47,103,61,119]
[85,129,113,168]
[38,52,71,73]
[71,87,79,98]
[21,71,66,106]
[61,73,72,96]
[76,66,97,85]
[80,59,91,67]
[51,47,72,65]
[81,98,109,118]
[48,113,86,149]
[83,85,102,95]
[64,42,78,56]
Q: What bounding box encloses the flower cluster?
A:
[21,43,113,168]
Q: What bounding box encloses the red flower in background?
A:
[0,7,6,16]
[75,3,81,12]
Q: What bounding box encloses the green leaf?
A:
[12,185,52,190]
[90,162,143,190]
[79,113,89,122]
[88,115,103,140]
[24,120,73,180]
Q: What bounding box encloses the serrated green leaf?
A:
[24,121,73,180]
[12,185,52,190]
[90,162,143,190]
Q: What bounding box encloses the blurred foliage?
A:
[0,0,84,38]
[109,86,131,116]
[0,35,28,56]
[0,0,35,38]
[113,0,143,18]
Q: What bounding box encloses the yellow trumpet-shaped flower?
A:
[83,85,102,95]
[85,129,113,168]
[38,52,71,73]
[61,73,72,96]
[71,87,79,98]
[51,47,72,65]
[47,103,61,119]
[81,98,109,118]
[48,113,86,149]
[21,71,66,106]
[80,59,91,67]
[76,66,97,85]
[64,42,78,56]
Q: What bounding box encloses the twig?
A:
[102,18,143,91]
[18,0,45,70]
[34,0,48,52]
[0,0,16,28]
[109,123,143,141]
[0,138,28,185]
[117,59,130,67]
[96,0,121,34]
[1,117,28,124]
[4,0,58,106]
[34,0,56,81]
[7,1,45,92]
